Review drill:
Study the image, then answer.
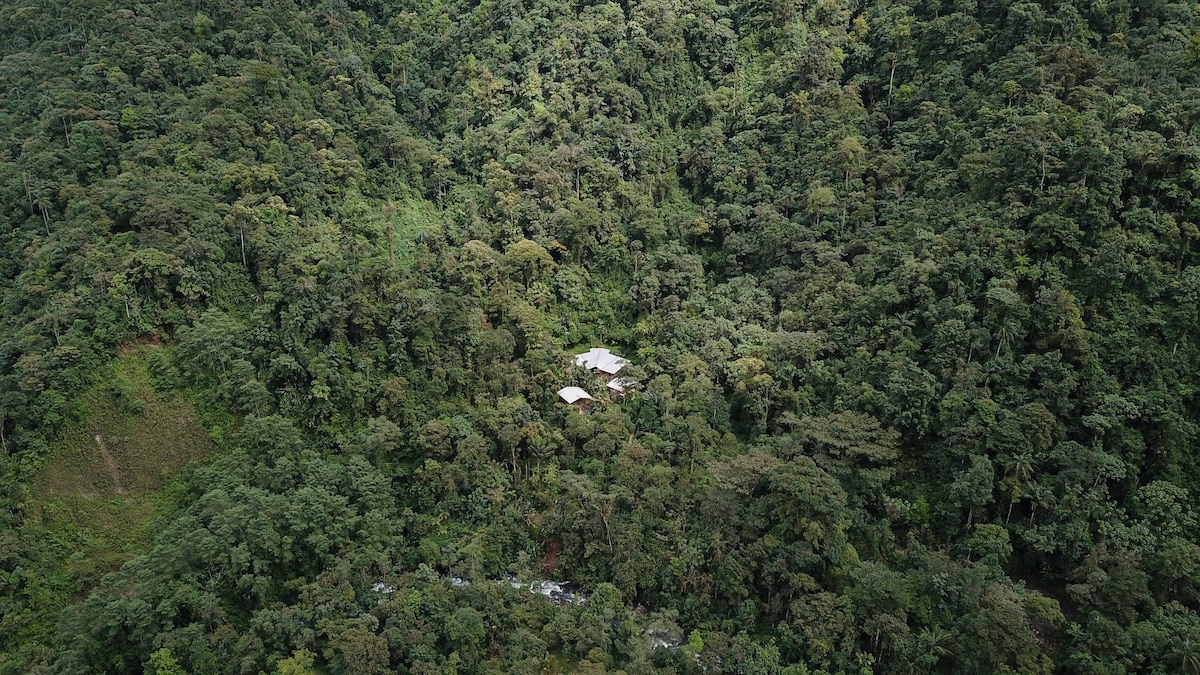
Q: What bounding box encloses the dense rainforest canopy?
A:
[3,0,1200,672]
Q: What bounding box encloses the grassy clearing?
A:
[27,344,215,598]
[389,196,440,267]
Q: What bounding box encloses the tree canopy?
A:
[3,0,1200,673]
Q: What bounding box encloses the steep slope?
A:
[2,1,1200,673]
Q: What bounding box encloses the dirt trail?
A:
[93,434,127,495]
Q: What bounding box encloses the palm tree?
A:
[903,627,953,674]
[1001,452,1035,483]
[1025,482,1056,525]
[1168,634,1200,675]
[994,318,1019,357]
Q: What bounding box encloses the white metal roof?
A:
[574,347,608,369]
[607,378,636,393]
[597,354,629,375]
[557,386,594,404]
[574,347,628,375]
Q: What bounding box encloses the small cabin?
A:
[557,386,594,413]
[606,378,637,400]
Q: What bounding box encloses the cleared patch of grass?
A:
[27,344,215,597]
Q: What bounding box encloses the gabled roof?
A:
[607,378,637,394]
[574,347,629,375]
[557,386,594,404]
[573,347,608,369]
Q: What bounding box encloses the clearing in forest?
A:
[28,344,214,591]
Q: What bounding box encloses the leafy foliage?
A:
[3,0,1200,672]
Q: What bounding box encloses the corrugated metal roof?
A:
[574,347,608,369]
[596,353,628,375]
[607,378,636,393]
[575,347,628,375]
[557,386,594,404]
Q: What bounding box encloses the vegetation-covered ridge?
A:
[3,0,1200,673]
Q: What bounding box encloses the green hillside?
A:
[2,0,1200,673]
[16,346,214,657]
